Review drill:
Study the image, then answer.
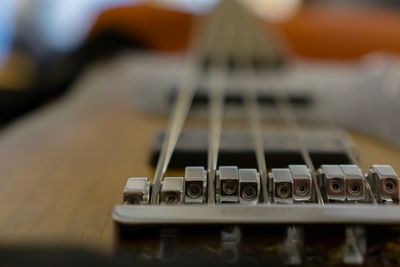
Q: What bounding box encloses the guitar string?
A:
[248,11,376,204]
[152,0,372,205]
[236,8,306,260]
[206,1,278,204]
[303,74,373,260]
[206,1,234,204]
[151,1,236,204]
[239,5,325,205]
[233,4,270,204]
[149,57,197,204]
[276,100,325,204]
[244,7,372,261]
[207,1,323,205]
[150,8,220,204]
[207,1,269,204]
[207,1,267,204]
[314,108,378,204]
[252,16,375,204]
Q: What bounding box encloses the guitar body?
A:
[2,1,400,266]
[0,53,399,251]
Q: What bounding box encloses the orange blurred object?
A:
[90,4,194,52]
[90,3,400,59]
[276,6,400,59]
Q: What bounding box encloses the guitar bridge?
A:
[114,164,400,265]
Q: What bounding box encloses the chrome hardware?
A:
[238,169,260,204]
[367,165,400,203]
[343,227,366,265]
[280,226,303,265]
[123,177,151,205]
[319,165,346,202]
[218,166,239,203]
[220,226,241,264]
[289,165,312,202]
[184,166,207,204]
[271,169,294,204]
[157,228,177,260]
[340,165,365,202]
[160,177,184,205]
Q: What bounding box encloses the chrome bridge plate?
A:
[113,204,400,225]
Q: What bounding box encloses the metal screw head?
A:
[276,183,292,198]
[240,184,257,201]
[383,178,397,194]
[162,192,179,204]
[330,178,344,193]
[222,179,238,195]
[125,195,142,205]
[348,182,361,196]
[295,182,309,197]
[186,182,203,199]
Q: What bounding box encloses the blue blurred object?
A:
[19,0,218,55]
[34,0,138,53]
[0,0,16,67]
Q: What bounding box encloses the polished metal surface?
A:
[220,226,241,263]
[280,226,302,265]
[276,98,324,205]
[218,166,240,203]
[368,165,400,203]
[160,177,184,205]
[289,165,312,202]
[113,2,400,263]
[123,177,151,205]
[238,169,260,204]
[112,2,400,265]
[113,204,400,225]
[340,165,365,202]
[343,227,366,265]
[319,165,346,202]
[184,166,207,204]
[270,169,294,204]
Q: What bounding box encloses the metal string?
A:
[151,0,236,204]
[233,5,270,204]
[276,100,325,204]
[314,108,378,204]
[236,4,325,204]
[150,7,223,204]
[206,2,234,204]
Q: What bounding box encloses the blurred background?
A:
[1,0,400,126]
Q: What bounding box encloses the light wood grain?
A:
[0,56,399,254]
